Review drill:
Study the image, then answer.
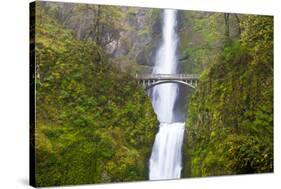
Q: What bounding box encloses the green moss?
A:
[34,3,158,186]
[182,15,273,177]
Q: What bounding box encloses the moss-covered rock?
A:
[182,15,273,177]
[34,3,158,186]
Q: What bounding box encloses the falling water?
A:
[149,9,185,180]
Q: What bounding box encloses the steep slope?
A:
[34,3,158,186]
[183,15,273,177]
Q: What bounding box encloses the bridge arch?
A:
[145,80,196,90]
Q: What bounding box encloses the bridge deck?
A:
[136,74,199,80]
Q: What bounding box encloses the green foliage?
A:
[224,135,273,173]
[179,12,226,74]
[179,12,243,74]
[183,15,273,177]
[35,3,157,187]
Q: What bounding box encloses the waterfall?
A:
[149,9,185,180]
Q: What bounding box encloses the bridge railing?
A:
[135,73,199,80]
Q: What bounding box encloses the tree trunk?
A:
[234,14,241,37]
[95,5,101,45]
[224,13,230,39]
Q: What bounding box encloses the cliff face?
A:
[43,3,225,75]
[109,7,162,73]
[43,2,163,73]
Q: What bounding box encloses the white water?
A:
[149,9,185,180]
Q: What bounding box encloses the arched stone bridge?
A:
[136,74,199,90]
